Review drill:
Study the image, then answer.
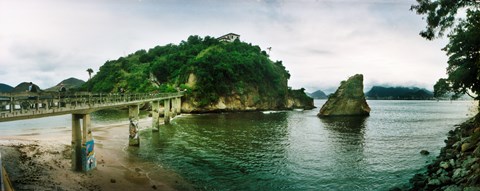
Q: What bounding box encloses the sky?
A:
[0,0,449,93]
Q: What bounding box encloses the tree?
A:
[412,1,480,99]
[87,68,94,79]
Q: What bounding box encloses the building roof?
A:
[218,33,240,40]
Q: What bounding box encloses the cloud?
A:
[0,0,449,92]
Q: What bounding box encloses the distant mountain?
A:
[309,90,328,99]
[11,82,42,93]
[45,77,85,92]
[366,86,434,100]
[0,83,14,93]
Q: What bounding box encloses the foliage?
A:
[412,1,480,99]
[82,35,296,106]
[289,88,313,106]
[366,86,433,100]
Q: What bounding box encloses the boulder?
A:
[318,74,371,117]
[421,150,430,155]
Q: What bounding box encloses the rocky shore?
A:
[408,116,480,190]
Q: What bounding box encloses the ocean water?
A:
[0,100,477,190]
[135,100,477,190]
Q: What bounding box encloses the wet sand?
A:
[0,119,194,191]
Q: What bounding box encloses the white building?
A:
[218,33,240,42]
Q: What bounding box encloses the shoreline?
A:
[0,118,194,191]
[408,116,480,190]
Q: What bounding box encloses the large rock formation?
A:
[318,74,370,117]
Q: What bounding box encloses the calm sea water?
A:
[0,100,477,190]
[135,100,477,191]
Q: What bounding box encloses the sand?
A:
[0,120,194,191]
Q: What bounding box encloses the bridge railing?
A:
[0,91,184,114]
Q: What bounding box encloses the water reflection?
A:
[320,116,367,169]
[320,116,367,133]
[150,124,177,149]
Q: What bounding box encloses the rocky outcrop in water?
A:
[318,74,370,117]
[409,116,480,190]
[181,88,315,113]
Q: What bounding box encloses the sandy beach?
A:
[0,119,194,191]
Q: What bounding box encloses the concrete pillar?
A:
[129,105,140,146]
[164,99,170,124]
[9,96,13,113]
[71,113,96,172]
[151,101,160,132]
[177,97,182,113]
[172,98,178,114]
[171,98,177,119]
[71,114,82,171]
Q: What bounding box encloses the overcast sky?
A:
[0,0,449,93]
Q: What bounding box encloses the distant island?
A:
[365,86,434,100]
[45,77,85,92]
[0,83,13,93]
[0,77,85,93]
[308,90,328,99]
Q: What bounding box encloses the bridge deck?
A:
[0,92,183,122]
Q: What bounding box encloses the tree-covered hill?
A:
[83,35,313,111]
[45,77,85,92]
[366,86,433,100]
[11,82,41,93]
[0,83,13,93]
[309,90,328,99]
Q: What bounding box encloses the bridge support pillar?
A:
[171,98,177,119]
[129,104,140,146]
[176,97,182,113]
[164,99,170,124]
[71,113,96,172]
[151,101,160,132]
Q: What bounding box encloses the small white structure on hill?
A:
[218,33,240,42]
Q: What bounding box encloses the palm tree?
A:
[86,68,93,79]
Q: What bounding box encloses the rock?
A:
[420,150,430,155]
[462,156,477,169]
[440,161,450,169]
[427,178,441,186]
[318,74,370,117]
[453,168,468,180]
[438,173,451,184]
[444,185,462,191]
[462,143,474,152]
[450,159,456,167]
[410,173,426,188]
[464,187,480,191]
[474,128,480,133]
[474,146,480,157]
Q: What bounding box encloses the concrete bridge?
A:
[0,91,183,172]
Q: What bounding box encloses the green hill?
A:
[309,90,328,99]
[45,77,85,92]
[83,35,313,112]
[0,83,13,93]
[366,86,433,100]
[11,82,41,93]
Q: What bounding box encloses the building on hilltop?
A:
[218,33,240,42]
